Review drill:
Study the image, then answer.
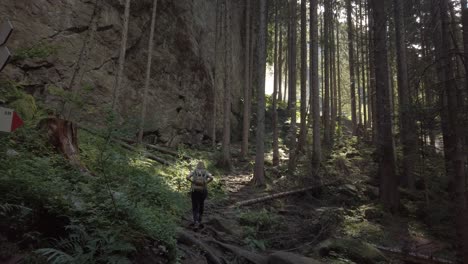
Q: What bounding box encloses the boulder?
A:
[6,149,19,157]
[315,238,386,264]
[268,252,323,264]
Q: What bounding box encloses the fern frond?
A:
[36,248,74,264]
[0,203,32,215]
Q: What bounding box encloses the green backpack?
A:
[192,169,207,191]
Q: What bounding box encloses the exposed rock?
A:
[0,0,246,146]
[314,238,387,264]
[338,184,359,197]
[6,149,19,157]
[268,251,323,264]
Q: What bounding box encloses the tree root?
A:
[177,230,223,264]
[373,244,455,264]
[208,239,268,264]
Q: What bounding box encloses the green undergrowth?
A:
[0,84,227,263]
[12,42,59,61]
[239,209,281,251]
[0,123,216,263]
[0,80,39,122]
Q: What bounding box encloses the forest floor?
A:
[174,138,456,264]
[0,115,456,264]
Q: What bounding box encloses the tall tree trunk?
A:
[287,0,298,171]
[330,9,337,145]
[138,0,158,144]
[420,15,435,148]
[240,0,251,160]
[249,5,255,126]
[221,0,232,170]
[360,0,368,129]
[323,0,331,146]
[212,0,220,149]
[394,0,417,190]
[298,0,308,153]
[371,0,399,212]
[287,21,292,110]
[284,42,289,103]
[356,1,362,127]
[462,0,468,95]
[347,0,357,132]
[310,0,321,165]
[111,0,132,113]
[437,0,468,261]
[368,2,378,144]
[253,0,268,186]
[321,19,325,112]
[272,2,280,166]
[278,27,283,103]
[337,16,342,131]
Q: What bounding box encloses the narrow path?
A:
[177,168,269,264]
[176,162,333,263]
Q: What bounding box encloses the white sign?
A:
[0,107,23,132]
[0,20,13,46]
[0,46,11,72]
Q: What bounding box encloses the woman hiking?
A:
[186,161,213,228]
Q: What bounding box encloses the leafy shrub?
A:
[239,209,280,250]
[0,124,188,262]
[13,43,59,61]
[239,209,279,230]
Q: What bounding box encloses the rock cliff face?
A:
[0,0,245,146]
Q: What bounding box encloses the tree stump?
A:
[38,118,87,172]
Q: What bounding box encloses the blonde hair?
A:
[196,161,206,170]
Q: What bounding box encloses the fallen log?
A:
[230,180,341,208]
[120,137,191,160]
[77,125,172,166]
[373,244,454,264]
[115,140,173,166]
[177,231,223,264]
[145,143,192,160]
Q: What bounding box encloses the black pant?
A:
[191,189,207,223]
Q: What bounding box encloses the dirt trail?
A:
[177,169,267,264]
[176,162,337,264]
[175,151,456,264]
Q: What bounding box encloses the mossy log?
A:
[231,180,341,208]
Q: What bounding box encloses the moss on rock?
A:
[10,94,37,121]
[314,238,387,264]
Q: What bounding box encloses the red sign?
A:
[0,107,24,132]
[11,111,23,132]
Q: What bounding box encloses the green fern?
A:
[36,224,134,264]
[0,203,32,216]
[35,248,74,264]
